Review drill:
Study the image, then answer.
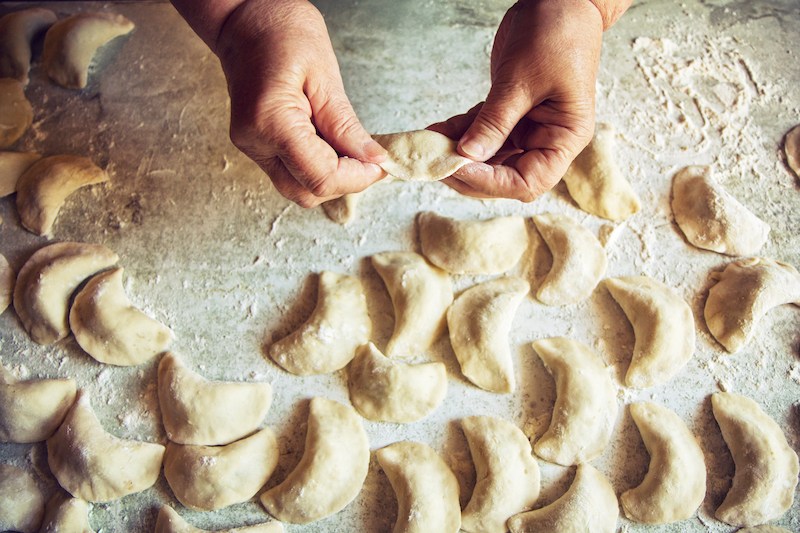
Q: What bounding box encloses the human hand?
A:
[208,0,386,207]
[429,0,611,202]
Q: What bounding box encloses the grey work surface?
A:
[1,0,800,531]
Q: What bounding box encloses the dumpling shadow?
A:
[260,272,318,362]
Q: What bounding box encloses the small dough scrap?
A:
[0,8,58,83]
[372,251,453,358]
[0,362,76,443]
[46,390,164,503]
[784,123,800,177]
[418,211,528,274]
[158,351,272,446]
[376,441,461,533]
[0,463,44,533]
[561,123,641,220]
[531,337,617,466]
[604,276,695,389]
[712,392,799,527]
[40,490,94,533]
[461,416,541,533]
[348,342,446,423]
[672,166,770,255]
[373,130,472,181]
[322,192,361,224]
[13,242,119,345]
[260,397,369,524]
[705,257,800,353]
[15,154,109,235]
[69,267,174,366]
[532,213,607,305]
[155,505,284,533]
[508,463,618,533]
[269,271,371,375]
[0,151,41,197]
[0,78,33,148]
[447,277,529,394]
[164,427,279,511]
[43,13,135,90]
[620,402,706,524]
[0,253,13,313]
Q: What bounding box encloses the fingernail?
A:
[459,138,486,160]
[364,139,387,161]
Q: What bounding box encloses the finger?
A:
[260,156,339,208]
[440,174,495,199]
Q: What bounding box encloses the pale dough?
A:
[373,130,472,181]
[0,78,33,148]
[321,192,361,224]
[39,490,94,533]
[0,253,13,314]
[155,505,283,533]
[0,151,41,197]
[0,463,44,533]
[784,123,800,177]
[0,8,57,84]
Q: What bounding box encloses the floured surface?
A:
[0,1,799,532]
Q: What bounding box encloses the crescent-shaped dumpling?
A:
[15,155,109,235]
[348,342,446,423]
[155,505,283,533]
[158,351,272,446]
[0,463,44,533]
[0,151,41,197]
[0,253,13,313]
[0,362,76,443]
[604,276,695,388]
[164,427,279,511]
[0,8,57,83]
[43,12,135,90]
[784,123,800,177]
[461,416,541,533]
[447,277,529,394]
[69,267,174,366]
[531,337,617,466]
[40,490,93,533]
[268,271,371,375]
[372,251,453,358]
[620,402,706,524]
[418,211,528,274]
[671,166,770,255]
[712,392,799,527]
[532,213,607,305]
[322,192,361,224]
[705,257,800,353]
[508,463,618,533]
[376,441,461,533]
[372,130,472,181]
[260,397,370,524]
[46,390,164,503]
[560,123,641,221]
[0,78,33,149]
[13,242,119,345]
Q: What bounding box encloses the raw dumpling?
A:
[0,78,33,148]
[0,362,76,443]
[158,351,272,446]
[376,441,461,533]
[0,151,41,197]
[43,12,135,89]
[712,392,799,527]
[704,257,800,353]
[0,463,44,533]
[46,390,165,502]
[269,271,371,375]
[69,267,174,366]
[604,276,695,388]
[348,342,446,423]
[164,428,279,511]
[372,251,452,358]
[155,505,283,533]
[0,8,57,83]
[15,154,109,235]
[671,166,770,255]
[508,463,618,533]
[373,130,472,181]
[260,397,369,524]
[531,337,617,466]
[0,253,13,314]
[784,123,800,177]
[418,211,528,274]
[39,490,94,533]
[461,416,540,533]
[560,123,641,220]
[532,213,607,305]
[13,242,119,345]
[620,402,706,524]
[447,277,529,394]
[322,192,360,224]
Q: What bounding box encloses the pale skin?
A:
[171,0,633,207]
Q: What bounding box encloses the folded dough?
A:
[372,130,472,181]
[671,166,770,255]
[0,253,13,314]
[46,390,165,502]
[155,505,284,533]
[418,211,528,274]
[0,463,44,533]
[39,490,94,533]
[348,342,446,423]
[158,351,272,446]
[784,123,800,177]
[372,250,453,358]
[0,78,33,148]
[447,277,529,394]
[0,151,41,197]
[269,271,371,375]
[0,8,57,83]
[322,192,361,224]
